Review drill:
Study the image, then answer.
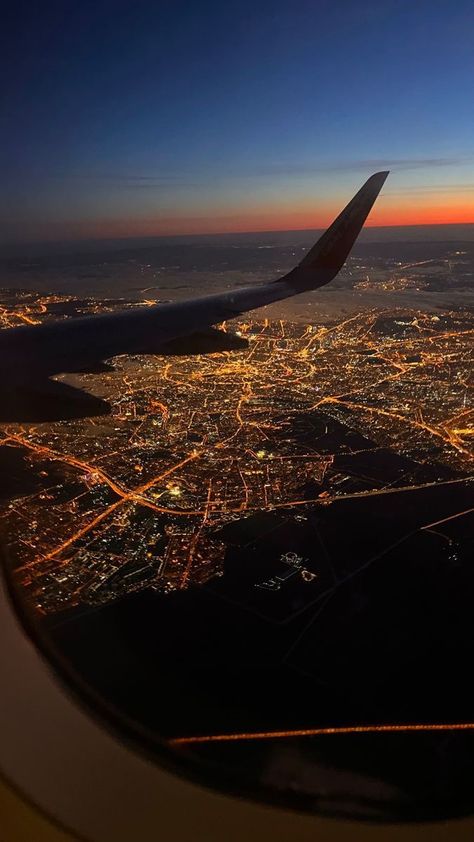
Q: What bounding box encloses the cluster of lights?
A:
[2,302,472,614]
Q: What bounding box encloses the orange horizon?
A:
[67,200,474,241]
[73,218,474,244]
[8,197,474,243]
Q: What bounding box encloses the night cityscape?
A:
[0,236,472,817]
[2,0,474,830]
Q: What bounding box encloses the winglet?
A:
[280,171,389,291]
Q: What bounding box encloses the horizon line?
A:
[2,219,474,252]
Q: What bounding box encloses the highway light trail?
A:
[170,722,474,745]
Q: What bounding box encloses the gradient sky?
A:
[1,0,474,243]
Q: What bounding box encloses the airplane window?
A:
[1,0,473,829]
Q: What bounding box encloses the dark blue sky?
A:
[2,0,473,242]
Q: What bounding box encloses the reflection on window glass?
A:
[1,0,474,825]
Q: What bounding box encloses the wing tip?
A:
[282,170,390,285]
[367,170,390,186]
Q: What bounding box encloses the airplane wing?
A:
[0,172,388,420]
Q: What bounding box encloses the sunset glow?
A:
[2,2,474,245]
[12,194,474,243]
